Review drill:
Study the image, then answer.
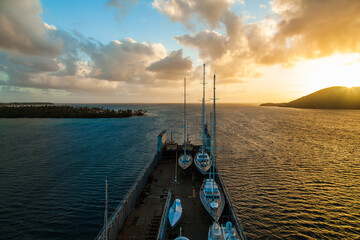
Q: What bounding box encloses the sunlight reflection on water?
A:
[0,104,359,239]
[216,105,360,239]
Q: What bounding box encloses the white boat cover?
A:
[168,199,182,228]
[197,152,210,165]
[205,179,220,194]
[208,221,240,240]
[204,179,221,210]
[179,154,192,163]
[208,222,223,240]
[195,151,211,174]
[222,222,240,240]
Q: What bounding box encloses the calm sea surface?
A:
[0,104,359,239]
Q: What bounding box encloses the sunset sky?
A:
[0,0,360,103]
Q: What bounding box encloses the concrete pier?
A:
[96,130,246,240]
[117,144,246,239]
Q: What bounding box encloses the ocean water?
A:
[0,104,359,239]
[217,105,360,239]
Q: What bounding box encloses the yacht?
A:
[178,77,193,170]
[168,198,182,228]
[175,227,190,240]
[208,221,241,240]
[194,64,211,174]
[200,74,224,222]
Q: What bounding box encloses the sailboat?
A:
[175,227,190,240]
[167,132,178,151]
[194,64,211,175]
[200,74,225,222]
[178,78,193,170]
[208,221,241,240]
[168,198,182,228]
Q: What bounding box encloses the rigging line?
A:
[212,74,216,199]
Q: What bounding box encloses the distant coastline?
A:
[0,102,54,107]
[0,105,146,118]
[260,86,360,109]
[259,102,286,107]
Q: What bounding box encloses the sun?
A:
[301,54,360,93]
[343,81,358,88]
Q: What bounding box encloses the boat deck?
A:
[118,146,214,239]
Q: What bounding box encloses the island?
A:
[0,104,147,118]
[260,86,360,109]
[0,102,54,107]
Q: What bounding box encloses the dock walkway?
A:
[118,146,213,239]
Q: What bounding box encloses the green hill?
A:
[261,86,360,109]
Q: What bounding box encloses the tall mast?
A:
[212,74,216,170]
[184,77,187,156]
[202,64,205,154]
[209,112,212,142]
[175,151,178,183]
[212,74,216,196]
[104,178,108,240]
[208,111,212,180]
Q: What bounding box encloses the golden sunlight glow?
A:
[300,54,360,94]
[221,53,360,104]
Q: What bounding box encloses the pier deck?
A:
[118,146,213,239]
[95,129,246,240]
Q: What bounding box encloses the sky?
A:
[0,0,360,103]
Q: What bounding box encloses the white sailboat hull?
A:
[208,221,241,240]
[178,154,193,170]
[200,179,225,222]
[194,152,211,175]
[168,199,182,228]
[175,237,190,240]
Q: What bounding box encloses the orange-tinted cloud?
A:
[168,0,360,83]
[2,0,360,96]
[270,0,360,60]
[0,1,197,93]
[147,49,192,80]
[152,0,241,29]
[175,31,228,60]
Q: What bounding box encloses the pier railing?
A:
[95,153,160,240]
[206,124,247,239]
[95,131,167,240]
[157,190,172,240]
[215,167,247,240]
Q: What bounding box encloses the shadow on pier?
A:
[118,144,245,240]
[96,130,246,240]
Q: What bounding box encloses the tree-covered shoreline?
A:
[0,105,147,118]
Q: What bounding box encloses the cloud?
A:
[3,0,360,98]
[107,0,138,10]
[270,0,360,60]
[152,0,239,29]
[29,74,121,93]
[88,38,167,83]
[175,31,228,60]
[147,49,192,80]
[174,11,260,82]
[0,12,191,95]
[0,32,172,92]
[0,0,196,94]
[106,0,138,21]
[260,4,267,9]
[167,0,360,84]
[0,0,63,56]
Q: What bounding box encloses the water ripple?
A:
[1,105,360,239]
[217,105,360,239]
